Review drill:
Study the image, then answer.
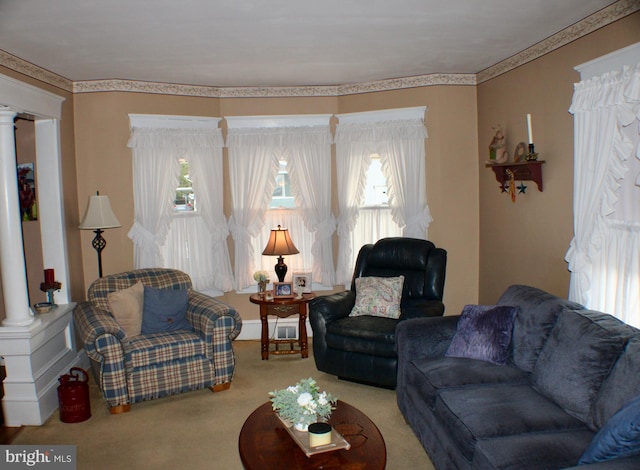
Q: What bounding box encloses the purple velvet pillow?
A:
[445,304,518,365]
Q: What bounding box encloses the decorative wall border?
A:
[1,1,637,97]
[0,50,72,92]
[477,0,640,83]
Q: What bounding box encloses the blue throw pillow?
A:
[141,287,192,334]
[579,394,640,464]
[445,304,517,365]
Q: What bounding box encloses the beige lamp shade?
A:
[262,225,299,256]
[79,193,121,230]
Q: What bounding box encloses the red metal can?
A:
[57,367,91,423]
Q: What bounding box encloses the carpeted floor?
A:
[13,340,433,469]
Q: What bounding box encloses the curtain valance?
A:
[128,127,224,151]
[226,125,331,149]
[335,119,427,144]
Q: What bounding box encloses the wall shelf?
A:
[485,160,545,192]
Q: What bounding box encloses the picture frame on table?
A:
[292,272,312,294]
[273,282,294,299]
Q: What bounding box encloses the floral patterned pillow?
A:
[349,275,405,319]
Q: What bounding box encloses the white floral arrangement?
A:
[253,270,270,283]
[269,377,337,430]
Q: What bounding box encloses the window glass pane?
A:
[270,160,295,209]
[173,159,196,212]
[362,155,389,207]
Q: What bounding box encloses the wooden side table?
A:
[249,293,315,360]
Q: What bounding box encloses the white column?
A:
[0,108,37,326]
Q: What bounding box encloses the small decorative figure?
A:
[489,126,508,163]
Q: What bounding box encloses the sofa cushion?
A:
[497,285,583,373]
[350,275,404,319]
[579,394,640,464]
[107,281,144,337]
[445,305,517,365]
[126,330,207,368]
[406,356,528,408]
[434,383,587,461]
[141,287,192,334]
[531,310,626,423]
[474,429,594,470]
[326,315,397,357]
[592,337,640,429]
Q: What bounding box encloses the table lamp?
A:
[262,225,299,282]
[79,191,121,277]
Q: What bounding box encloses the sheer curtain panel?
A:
[334,107,429,285]
[227,127,281,290]
[566,61,640,326]
[286,124,335,286]
[227,115,333,290]
[127,127,182,268]
[128,115,234,292]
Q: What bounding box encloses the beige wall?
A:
[3,11,637,324]
[477,13,640,303]
[71,86,479,320]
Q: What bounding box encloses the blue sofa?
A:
[396,285,640,469]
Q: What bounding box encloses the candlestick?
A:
[45,268,55,284]
[526,143,539,161]
[526,114,533,144]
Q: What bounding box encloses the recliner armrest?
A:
[309,290,356,370]
[310,290,356,323]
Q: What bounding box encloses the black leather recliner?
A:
[309,237,447,388]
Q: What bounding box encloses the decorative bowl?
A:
[34,302,53,314]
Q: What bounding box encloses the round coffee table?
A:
[238,400,387,469]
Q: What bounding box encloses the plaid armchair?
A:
[74,268,242,413]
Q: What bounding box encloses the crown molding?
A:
[477,0,640,83]
[1,1,637,97]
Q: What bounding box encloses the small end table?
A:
[249,292,315,360]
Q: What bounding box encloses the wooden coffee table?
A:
[238,400,386,469]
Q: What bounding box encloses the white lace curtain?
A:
[334,115,430,285]
[228,123,333,290]
[566,62,640,326]
[128,125,234,292]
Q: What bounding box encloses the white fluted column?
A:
[0,108,37,326]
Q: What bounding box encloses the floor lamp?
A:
[79,191,121,278]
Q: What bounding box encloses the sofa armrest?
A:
[187,291,242,384]
[396,315,460,359]
[563,456,640,469]
[396,315,460,390]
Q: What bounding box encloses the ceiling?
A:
[0,0,620,88]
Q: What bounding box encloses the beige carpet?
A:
[13,340,434,469]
